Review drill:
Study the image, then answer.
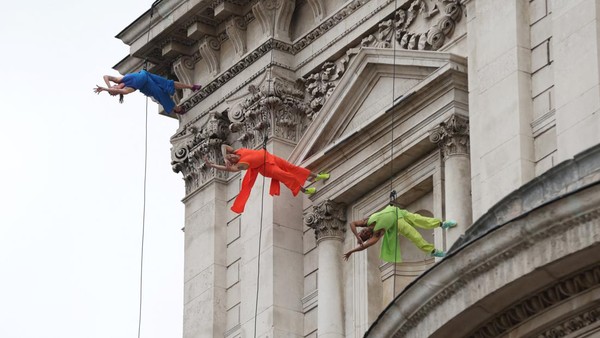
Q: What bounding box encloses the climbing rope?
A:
[390,0,400,299]
[137,2,159,338]
[253,3,278,337]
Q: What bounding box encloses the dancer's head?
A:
[358,227,374,242]
[225,153,241,164]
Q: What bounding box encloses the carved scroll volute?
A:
[172,56,196,98]
[304,200,347,243]
[429,114,470,159]
[252,0,296,42]
[359,0,464,52]
[171,111,231,195]
[198,35,221,77]
[226,16,247,57]
[307,0,325,22]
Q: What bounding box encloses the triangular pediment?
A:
[290,48,466,166]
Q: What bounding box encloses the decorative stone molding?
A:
[304,200,347,242]
[307,0,325,22]
[360,0,464,52]
[198,35,221,77]
[171,111,230,194]
[172,56,196,97]
[228,72,311,148]
[429,113,470,158]
[468,265,600,338]
[534,306,600,338]
[303,47,359,115]
[177,0,370,116]
[252,0,296,41]
[225,16,247,57]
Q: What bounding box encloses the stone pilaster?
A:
[304,200,346,338]
[171,111,230,195]
[252,0,296,42]
[228,70,311,149]
[429,113,472,246]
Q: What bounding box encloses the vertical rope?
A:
[137,2,157,337]
[390,0,399,299]
[253,2,278,337]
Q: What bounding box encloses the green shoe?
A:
[441,220,457,229]
[314,172,330,182]
[304,187,317,195]
[431,249,446,258]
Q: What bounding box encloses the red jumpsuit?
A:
[230,148,311,214]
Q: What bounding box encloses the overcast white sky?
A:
[0,1,185,337]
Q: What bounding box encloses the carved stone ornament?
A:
[304,200,347,242]
[303,47,360,116]
[307,0,326,22]
[429,113,470,158]
[225,16,247,57]
[468,264,600,338]
[252,0,296,41]
[228,72,311,148]
[198,35,221,76]
[172,56,196,98]
[171,111,230,195]
[534,306,600,338]
[360,0,464,51]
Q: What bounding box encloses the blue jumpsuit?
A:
[122,70,176,113]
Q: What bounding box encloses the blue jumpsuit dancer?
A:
[122,70,177,113]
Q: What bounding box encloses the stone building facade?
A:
[115,0,600,337]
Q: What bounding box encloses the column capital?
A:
[429,113,470,158]
[304,200,347,242]
[171,111,231,195]
[228,71,311,148]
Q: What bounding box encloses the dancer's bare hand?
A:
[93,85,104,94]
[342,251,353,261]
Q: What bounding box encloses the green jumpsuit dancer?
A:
[369,205,442,262]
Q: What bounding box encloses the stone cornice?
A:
[533,306,600,338]
[467,265,600,338]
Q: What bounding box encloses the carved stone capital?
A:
[252,0,296,42]
[304,200,347,242]
[171,111,230,195]
[198,35,221,77]
[226,16,247,57]
[429,114,470,158]
[228,71,311,148]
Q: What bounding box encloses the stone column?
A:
[171,113,231,338]
[429,114,472,246]
[304,200,346,338]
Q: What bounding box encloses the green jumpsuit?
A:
[369,205,441,262]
